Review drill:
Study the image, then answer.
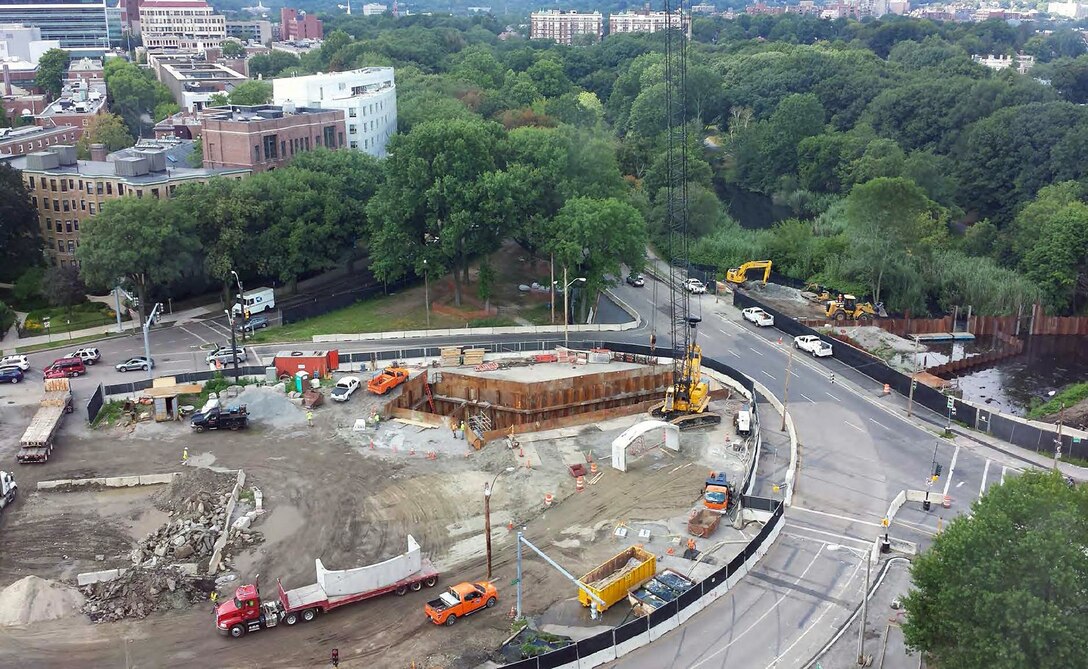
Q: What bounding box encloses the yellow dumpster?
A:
[578,545,656,612]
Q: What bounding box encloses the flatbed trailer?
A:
[278,557,439,617]
[17,380,73,463]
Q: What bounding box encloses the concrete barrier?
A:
[77,568,127,586]
[751,379,799,507]
[207,469,246,574]
[37,472,179,491]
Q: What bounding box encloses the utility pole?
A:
[1055,403,1065,470]
[781,343,794,432]
[113,285,124,333]
[230,270,246,343]
[907,335,921,417]
[142,302,163,380]
[554,270,586,348]
[423,258,430,329]
[856,537,873,666]
[483,467,514,580]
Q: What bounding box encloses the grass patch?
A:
[468,316,519,327]
[1027,381,1088,420]
[22,302,129,335]
[520,302,556,326]
[238,488,256,504]
[92,400,126,428]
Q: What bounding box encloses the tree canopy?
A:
[0,163,42,282]
[35,49,69,100]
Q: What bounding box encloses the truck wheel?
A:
[424,576,437,588]
[395,585,408,596]
[302,608,317,622]
[230,624,246,638]
[410,581,422,591]
[486,597,496,608]
[445,614,457,626]
[195,425,205,433]
[285,613,298,625]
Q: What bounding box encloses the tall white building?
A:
[272,67,396,157]
[608,9,690,36]
[139,0,226,51]
[361,3,388,15]
[530,10,603,45]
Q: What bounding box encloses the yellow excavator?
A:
[726,260,772,286]
[650,317,721,430]
[825,294,888,321]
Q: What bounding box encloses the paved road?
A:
[0,275,1032,667]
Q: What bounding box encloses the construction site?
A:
[0,338,767,669]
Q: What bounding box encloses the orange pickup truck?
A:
[424,581,498,626]
[367,367,409,395]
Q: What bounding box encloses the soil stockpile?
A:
[0,576,85,625]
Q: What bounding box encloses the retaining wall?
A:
[208,469,246,574]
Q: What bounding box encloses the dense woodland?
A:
[5,13,1088,320]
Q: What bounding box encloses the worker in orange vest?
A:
[687,538,697,552]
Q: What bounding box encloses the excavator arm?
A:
[726,260,773,285]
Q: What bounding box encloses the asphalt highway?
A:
[1,276,1033,668]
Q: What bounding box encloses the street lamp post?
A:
[230,270,245,343]
[423,259,430,329]
[142,302,163,380]
[483,467,515,580]
[857,543,873,666]
[553,269,586,348]
[781,343,794,432]
[907,335,921,417]
[225,310,241,381]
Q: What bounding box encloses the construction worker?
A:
[460,420,467,440]
[687,538,697,552]
[181,448,188,464]
[649,333,657,354]
[210,591,218,604]
[306,410,314,427]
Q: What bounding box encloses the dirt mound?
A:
[235,386,306,429]
[153,468,235,510]
[0,576,85,626]
[81,567,214,622]
[1041,397,1088,430]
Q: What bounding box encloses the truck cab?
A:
[215,584,285,637]
[703,472,733,512]
[424,581,498,626]
[0,471,16,511]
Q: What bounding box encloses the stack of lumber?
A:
[462,349,486,366]
[440,347,462,367]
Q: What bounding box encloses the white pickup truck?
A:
[794,335,833,357]
[684,279,707,294]
[741,307,774,327]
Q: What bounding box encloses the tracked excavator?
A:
[649,317,722,430]
[725,260,772,286]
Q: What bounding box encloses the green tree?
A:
[0,163,43,281]
[104,59,176,137]
[248,51,301,79]
[451,45,506,89]
[42,264,87,307]
[550,197,647,321]
[77,196,199,323]
[207,92,229,107]
[76,113,135,159]
[228,81,272,106]
[903,471,1088,669]
[477,261,494,311]
[35,48,70,99]
[525,58,570,99]
[1020,201,1088,313]
[221,39,245,58]
[154,102,180,122]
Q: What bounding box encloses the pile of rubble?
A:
[133,490,229,564]
[80,567,214,622]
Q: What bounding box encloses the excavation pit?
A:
[385,355,730,446]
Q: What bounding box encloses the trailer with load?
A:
[17,378,73,463]
[577,545,656,613]
[215,535,439,638]
[628,569,696,617]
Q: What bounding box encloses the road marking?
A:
[845,420,864,432]
[891,518,937,537]
[868,418,888,430]
[761,370,776,380]
[981,459,990,496]
[942,445,960,496]
[825,391,840,401]
[204,321,232,338]
[789,506,885,529]
[798,393,814,403]
[728,350,741,358]
[749,347,764,357]
[956,481,965,488]
[690,544,827,669]
[784,523,871,547]
[178,326,211,345]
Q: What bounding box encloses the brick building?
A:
[0,125,80,158]
[13,141,249,266]
[530,10,603,44]
[280,8,322,40]
[65,58,104,85]
[201,104,345,172]
[34,79,107,140]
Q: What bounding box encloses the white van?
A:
[232,287,275,317]
[734,409,752,436]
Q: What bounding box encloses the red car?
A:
[44,357,86,378]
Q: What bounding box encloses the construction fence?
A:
[733,292,1088,461]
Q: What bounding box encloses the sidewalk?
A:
[1,304,218,353]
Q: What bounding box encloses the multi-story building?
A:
[1048,1,1088,18]
[0,3,110,57]
[529,10,603,45]
[1,79,47,121]
[272,68,396,157]
[362,3,388,15]
[149,55,247,110]
[14,141,250,266]
[280,8,322,40]
[973,53,1036,74]
[66,57,104,85]
[201,104,346,172]
[609,9,690,36]
[139,0,227,51]
[152,110,204,140]
[34,79,107,139]
[226,19,272,44]
[0,23,58,62]
[270,39,322,56]
[0,124,80,158]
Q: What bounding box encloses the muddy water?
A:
[943,335,1088,416]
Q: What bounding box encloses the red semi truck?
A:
[215,536,438,638]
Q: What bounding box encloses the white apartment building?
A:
[530,10,603,45]
[973,53,1036,75]
[139,0,226,51]
[609,9,690,35]
[272,67,396,157]
[361,3,388,15]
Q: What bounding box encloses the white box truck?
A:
[232,288,275,317]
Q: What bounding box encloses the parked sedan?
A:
[625,274,645,287]
[0,367,24,384]
[236,315,270,333]
[116,357,154,372]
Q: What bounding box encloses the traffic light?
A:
[934,464,943,478]
[244,309,251,320]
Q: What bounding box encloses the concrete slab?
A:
[450,359,647,383]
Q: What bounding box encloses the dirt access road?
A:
[0,377,722,669]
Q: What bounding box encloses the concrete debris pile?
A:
[80,567,213,622]
[216,528,264,572]
[132,492,227,565]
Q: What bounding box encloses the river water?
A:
[933,335,1088,417]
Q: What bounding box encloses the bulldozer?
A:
[825,294,888,321]
[725,260,772,286]
[650,318,721,430]
[802,282,833,304]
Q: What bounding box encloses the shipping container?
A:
[577,545,656,612]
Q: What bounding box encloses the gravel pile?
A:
[0,576,85,626]
[81,567,214,622]
[235,386,306,429]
